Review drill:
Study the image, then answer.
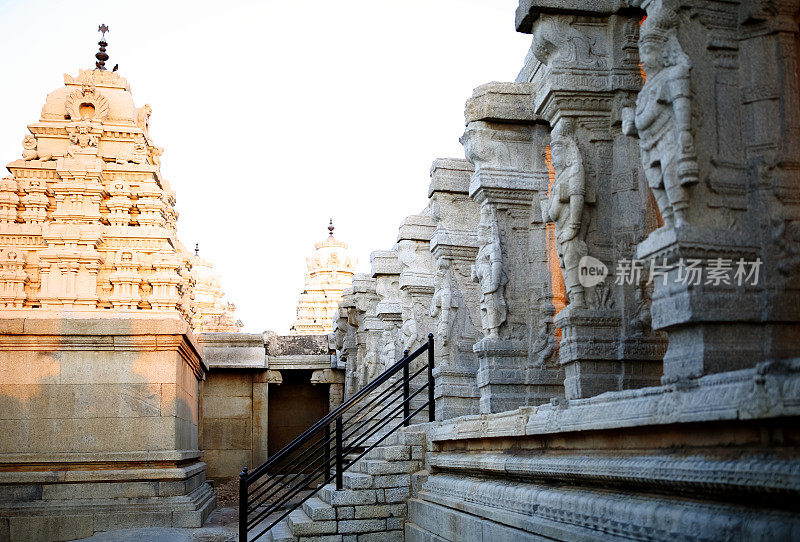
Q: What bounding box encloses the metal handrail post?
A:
[239,467,248,542]
[428,334,435,422]
[324,423,331,476]
[402,349,410,427]
[335,416,343,490]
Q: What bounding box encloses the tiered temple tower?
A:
[0,31,228,537]
[191,249,241,333]
[0,57,239,331]
[290,220,356,334]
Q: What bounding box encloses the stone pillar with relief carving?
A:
[351,273,379,392]
[519,5,666,399]
[371,250,402,372]
[397,215,437,355]
[462,83,565,413]
[428,158,482,419]
[618,0,800,382]
[397,214,437,420]
[338,287,360,399]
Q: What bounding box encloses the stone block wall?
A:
[198,332,342,480]
[200,370,258,479]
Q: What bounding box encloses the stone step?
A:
[351,459,422,476]
[265,519,296,542]
[286,508,338,537]
[342,471,374,489]
[302,496,336,521]
[384,430,427,447]
[319,483,378,507]
[364,445,410,462]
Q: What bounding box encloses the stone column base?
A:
[474,338,529,414]
[556,307,662,400]
[433,365,480,420]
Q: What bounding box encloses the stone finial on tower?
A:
[96,24,109,70]
[328,218,335,237]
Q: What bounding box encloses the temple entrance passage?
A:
[267,369,329,470]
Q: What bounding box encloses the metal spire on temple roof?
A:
[195,243,199,256]
[328,219,335,237]
[95,24,109,70]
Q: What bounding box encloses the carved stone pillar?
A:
[148,252,182,311]
[371,250,402,370]
[522,7,666,399]
[0,249,27,308]
[397,214,437,420]
[462,83,563,413]
[0,177,19,223]
[351,274,379,392]
[428,158,482,419]
[338,288,360,398]
[397,215,437,354]
[626,0,800,381]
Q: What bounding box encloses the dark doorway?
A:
[267,369,329,467]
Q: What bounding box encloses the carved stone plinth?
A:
[556,306,660,399]
[637,225,797,382]
[474,337,529,414]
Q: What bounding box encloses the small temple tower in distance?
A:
[191,246,242,333]
[290,220,356,334]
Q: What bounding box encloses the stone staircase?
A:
[262,429,428,542]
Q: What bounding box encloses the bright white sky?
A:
[0,0,531,333]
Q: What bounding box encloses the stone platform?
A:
[405,361,800,541]
[0,313,215,541]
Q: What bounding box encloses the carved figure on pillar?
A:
[400,303,419,352]
[542,120,592,309]
[364,336,380,384]
[380,330,396,371]
[622,7,698,228]
[532,15,607,69]
[471,205,507,339]
[430,259,456,346]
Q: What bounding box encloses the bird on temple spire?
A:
[95,24,110,70]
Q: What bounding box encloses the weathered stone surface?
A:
[198,333,266,369]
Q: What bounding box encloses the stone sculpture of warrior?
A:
[542,120,592,309]
[430,259,456,346]
[379,331,396,371]
[622,7,698,228]
[471,206,507,338]
[400,306,418,353]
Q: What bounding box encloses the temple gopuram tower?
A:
[290,220,356,334]
[0,28,221,539]
[191,248,242,333]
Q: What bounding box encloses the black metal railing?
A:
[238,334,434,542]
